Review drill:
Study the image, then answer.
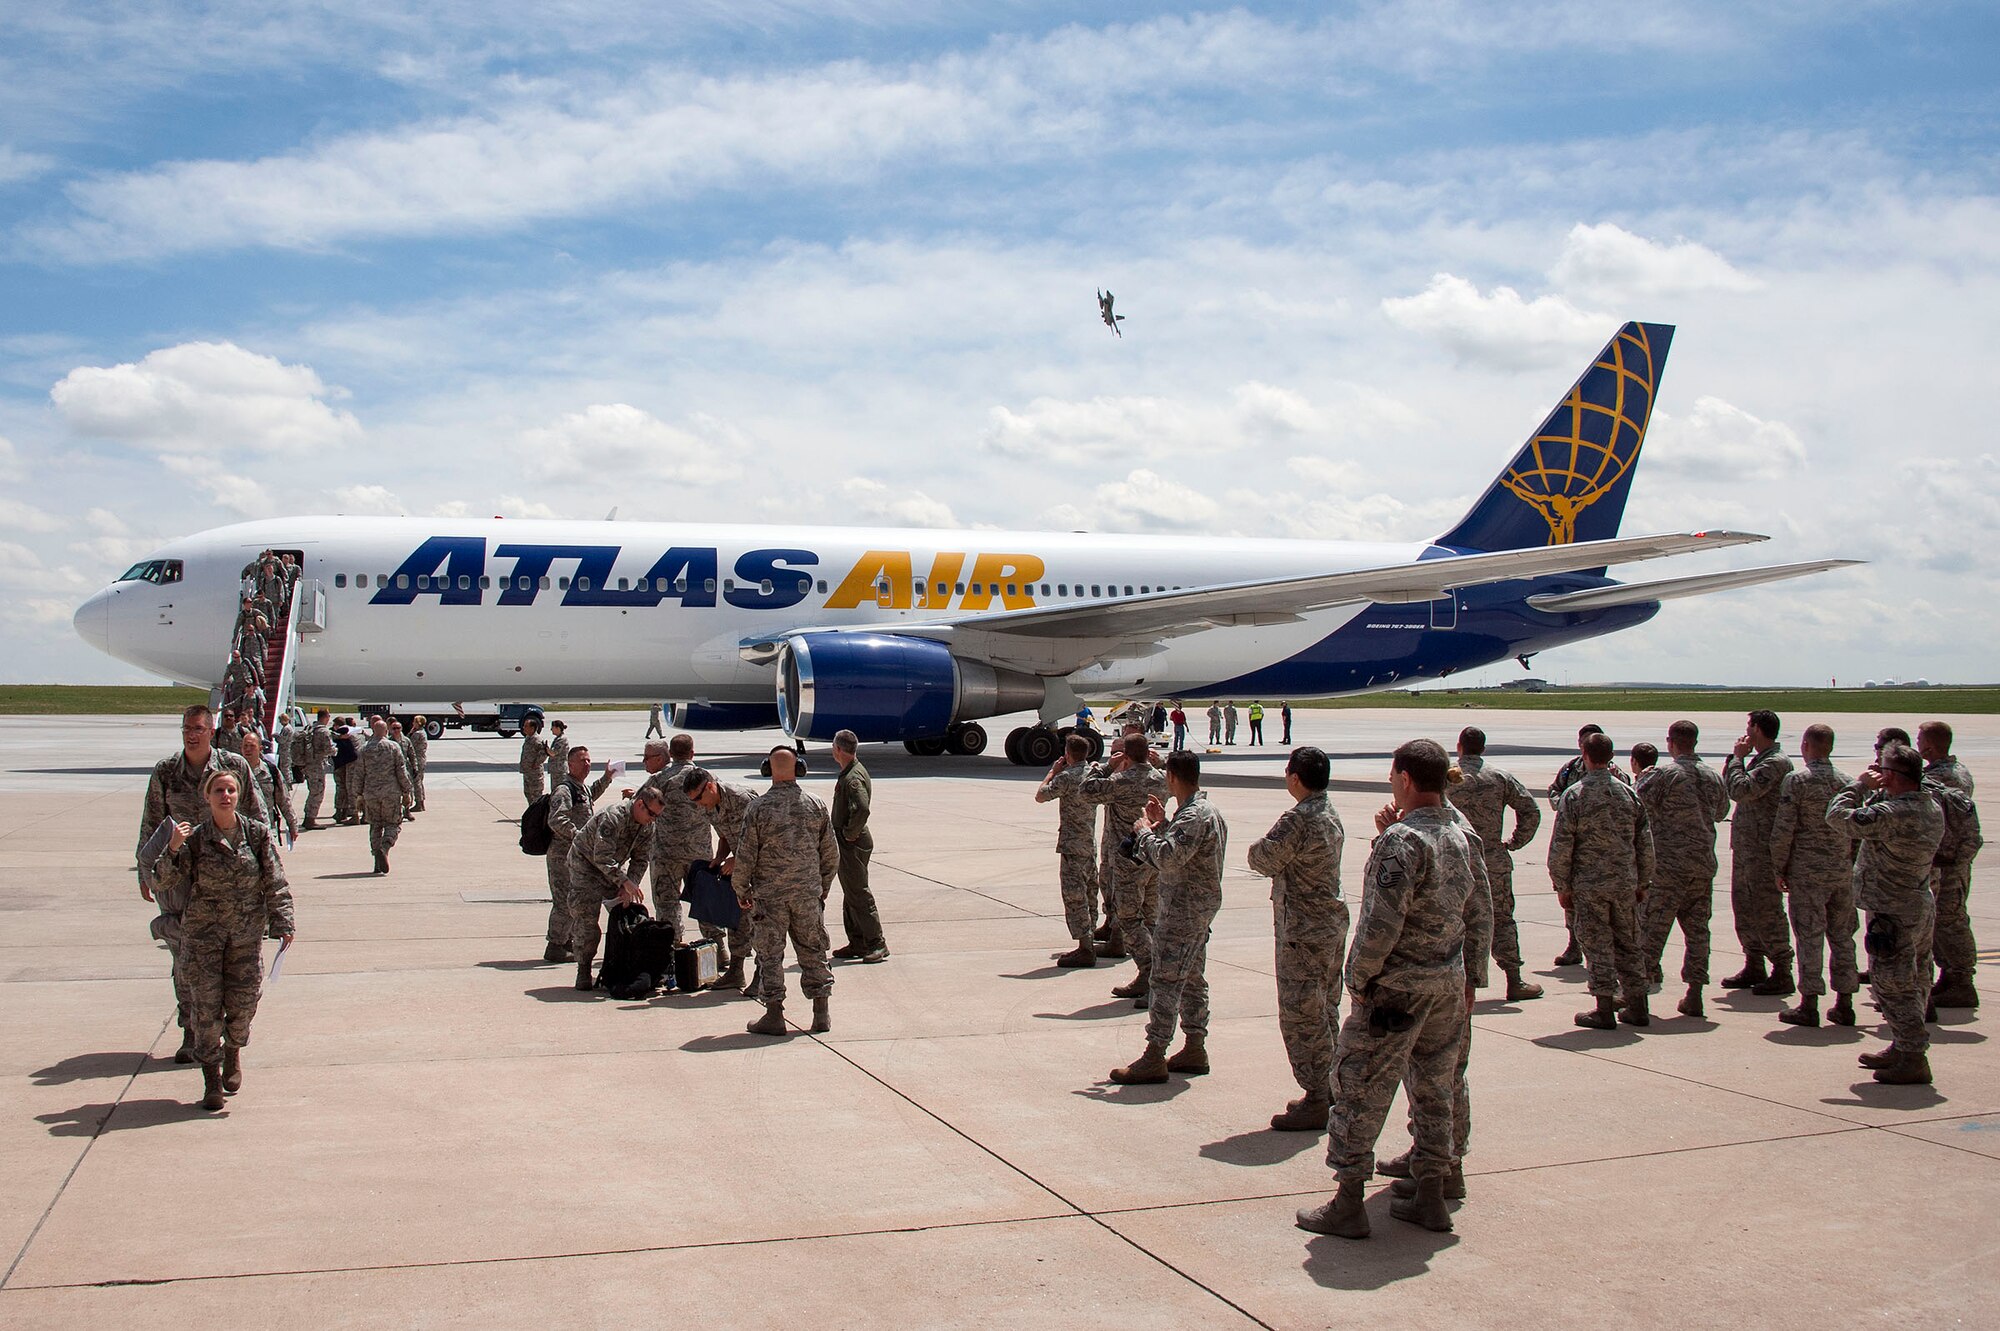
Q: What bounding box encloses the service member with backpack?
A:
[521,745,613,963]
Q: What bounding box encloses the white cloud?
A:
[838,477,957,529]
[50,342,361,454]
[1550,222,1760,300]
[332,483,407,515]
[1073,469,1219,532]
[0,434,23,480]
[430,499,472,518]
[1645,396,1807,480]
[0,145,52,187]
[497,494,559,520]
[0,497,65,533]
[517,403,743,487]
[159,455,274,516]
[1382,274,1609,369]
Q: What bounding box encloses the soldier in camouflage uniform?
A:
[1828,744,1944,1085]
[1247,746,1347,1130]
[519,716,552,809]
[302,709,335,829]
[139,705,269,1062]
[353,716,413,874]
[1297,739,1490,1240]
[1772,724,1857,1027]
[639,735,707,943]
[407,715,429,813]
[388,719,418,821]
[684,765,760,990]
[1082,734,1169,1005]
[1547,724,1626,966]
[1035,732,1102,969]
[1109,751,1228,1084]
[1632,722,1730,1018]
[736,749,840,1036]
[1722,709,1797,995]
[1550,732,1654,1029]
[566,788,665,990]
[545,720,570,786]
[156,768,296,1111]
[240,731,299,843]
[1917,721,1982,1008]
[543,746,614,962]
[1445,726,1542,1000]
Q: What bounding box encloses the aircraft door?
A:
[1430,594,1458,630]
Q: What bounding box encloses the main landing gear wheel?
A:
[1019,727,1060,766]
[1060,725,1105,761]
[1003,728,1027,764]
[945,722,988,756]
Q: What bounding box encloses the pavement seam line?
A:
[2,1016,170,1290]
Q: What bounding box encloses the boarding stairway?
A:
[215,552,324,737]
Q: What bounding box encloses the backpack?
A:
[599,903,678,999]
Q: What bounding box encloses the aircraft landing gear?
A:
[1004,725,1062,766]
[904,736,949,757]
[945,722,987,756]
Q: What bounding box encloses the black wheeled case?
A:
[674,937,721,991]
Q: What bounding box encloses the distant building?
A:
[1499,677,1550,693]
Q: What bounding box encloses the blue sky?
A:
[3,1,1997,687]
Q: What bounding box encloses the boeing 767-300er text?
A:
[74,322,1854,763]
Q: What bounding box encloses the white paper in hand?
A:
[267,938,290,981]
[606,760,627,777]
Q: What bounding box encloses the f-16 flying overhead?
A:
[1097,288,1125,336]
[75,322,1855,764]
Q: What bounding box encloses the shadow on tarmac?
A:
[1034,998,1143,1022]
[1073,1079,1190,1105]
[1300,1195,1459,1287]
[38,1097,212,1136]
[1200,1126,1322,1167]
[1822,1081,1948,1111]
[31,1051,155,1085]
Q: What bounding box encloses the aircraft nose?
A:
[73,588,112,654]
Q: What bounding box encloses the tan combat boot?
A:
[720,957,746,991]
[1109,1043,1169,1084]
[1573,996,1617,1029]
[1111,965,1150,1005]
[1057,942,1097,968]
[811,996,831,1033]
[1269,1093,1330,1132]
[1389,1175,1454,1231]
[200,1062,226,1112]
[574,952,596,991]
[1503,967,1544,1001]
[1376,1149,1412,1178]
[1828,993,1856,1026]
[1619,996,1651,1027]
[221,1046,243,1094]
[747,1003,787,1036]
[1677,984,1705,1019]
[1295,1180,1369,1239]
[1872,1049,1933,1085]
[1391,1167,1466,1201]
[1166,1035,1208,1075]
[1779,995,1820,1027]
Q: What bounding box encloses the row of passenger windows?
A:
[331,572,1186,598]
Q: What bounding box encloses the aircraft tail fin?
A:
[1435,321,1673,552]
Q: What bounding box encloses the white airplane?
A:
[74,322,1854,764]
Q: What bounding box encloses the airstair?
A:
[216,551,323,736]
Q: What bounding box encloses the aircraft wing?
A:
[742,529,1768,674]
[1523,558,1861,613]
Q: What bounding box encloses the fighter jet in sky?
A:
[1097,288,1125,336]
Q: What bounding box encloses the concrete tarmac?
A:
[0,707,1993,1328]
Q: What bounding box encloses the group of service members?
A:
[528,725,886,1038]
[1032,710,1980,1240]
[134,699,435,1112]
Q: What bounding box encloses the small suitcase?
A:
[681,860,742,929]
[674,937,721,991]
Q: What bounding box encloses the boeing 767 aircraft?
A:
[74,322,1853,763]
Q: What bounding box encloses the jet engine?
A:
[774,632,1044,747]
[669,702,783,731]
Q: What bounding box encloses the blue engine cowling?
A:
[775,632,1043,743]
[670,702,783,731]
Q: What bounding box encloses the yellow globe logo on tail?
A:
[1498,324,1662,545]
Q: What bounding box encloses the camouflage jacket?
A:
[644,762,715,858]
[548,770,616,847]
[546,733,569,777]
[518,733,551,774]
[1246,791,1344,923]
[734,782,838,901]
[307,723,336,767]
[1635,755,1729,882]
[1133,789,1228,908]
[1724,744,1794,842]
[1549,754,1629,805]
[409,728,428,766]
[1924,778,1983,869]
[1080,760,1168,830]
[248,754,298,839]
[1771,759,1852,885]
[1446,756,1540,861]
[1827,787,1942,912]
[706,781,759,855]
[1035,762,1099,855]
[1347,804,1491,998]
[139,747,269,858]
[569,799,653,893]
[1925,756,1975,797]
[159,816,295,937]
[1549,769,1654,895]
[353,736,413,804]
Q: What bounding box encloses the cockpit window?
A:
[116,559,183,586]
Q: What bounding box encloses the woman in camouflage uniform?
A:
[159,770,297,1112]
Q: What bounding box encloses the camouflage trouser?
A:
[1574,890,1647,1003]
[1866,896,1935,1054]
[1327,986,1462,1185]
[363,799,402,855]
[650,846,704,941]
[333,766,353,820]
[522,770,545,808]
[545,846,573,946]
[1931,864,1978,977]
[1096,817,1117,916]
[303,768,327,822]
[166,939,192,1033]
[1640,877,1713,986]
[179,925,265,1066]
[753,892,834,1004]
[1404,1011,1473,1161]
[1787,872,1858,997]
[1145,884,1220,1048]
[1111,858,1160,973]
[1059,852,1098,941]
[1730,853,1792,964]
[564,867,616,965]
[412,759,426,811]
[1485,856,1523,971]
[1275,897,1349,1099]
